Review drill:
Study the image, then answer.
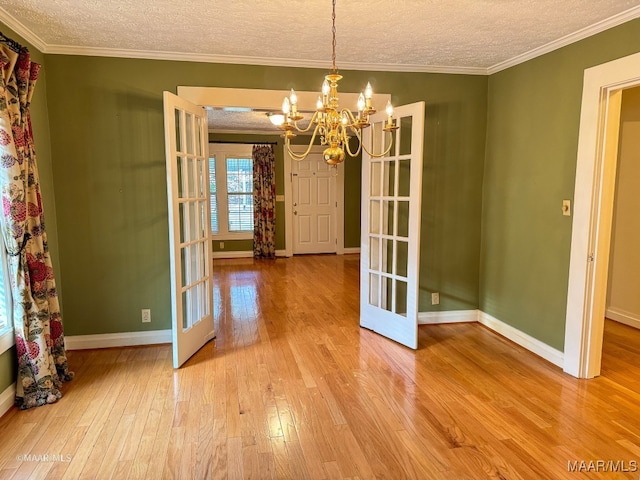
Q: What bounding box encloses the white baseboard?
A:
[0,384,15,418]
[212,250,287,259]
[478,312,564,368]
[212,251,252,259]
[418,310,478,324]
[606,307,640,329]
[343,247,361,254]
[65,329,172,350]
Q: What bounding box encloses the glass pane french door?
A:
[360,102,425,349]
[163,91,214,368]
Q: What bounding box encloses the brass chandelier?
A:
[271,0,398,165]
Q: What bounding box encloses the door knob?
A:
[294,210,298,215]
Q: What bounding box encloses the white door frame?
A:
[564,51,640,378]
[284,146,345,256]
[177,86,389,256]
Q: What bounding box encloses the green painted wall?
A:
[7,9,634,384]
[0,22,55,393]
[42,55,487,336]
[481,18,640,350]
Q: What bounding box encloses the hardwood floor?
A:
[1,254,639,479]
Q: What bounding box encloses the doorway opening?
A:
[564,51,640,378]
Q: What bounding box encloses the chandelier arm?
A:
[344,138,362,157]
[292,112,321,134]
[285,126,321,161]
[360,130,394,159]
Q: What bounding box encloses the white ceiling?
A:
[1,0,640,132]
[1,0,640,74]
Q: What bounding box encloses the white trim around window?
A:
[0,329,14,355]
[209,143,254,241]
[0,232,13,355]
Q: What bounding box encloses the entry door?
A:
[292,149,337,254]
[163,91,215,368]
[360,102,425,349]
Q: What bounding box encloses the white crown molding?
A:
[0,7,47,52]
[43,44,488,75]
[209,128,280,136]
[2,6,639,77]
[478,311,564,368]
[0,383,15,419]
[487,5,640,74]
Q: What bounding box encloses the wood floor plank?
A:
[2,255,640,479]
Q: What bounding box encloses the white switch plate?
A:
[563,200,571,216]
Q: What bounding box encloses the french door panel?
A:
[360,102,425,349]
[163,91,214,368]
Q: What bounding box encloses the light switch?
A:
[562,200,571,216]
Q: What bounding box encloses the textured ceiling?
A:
[2,0,640,132]
[1,0,640,73]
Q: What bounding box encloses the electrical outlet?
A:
[431,292,440,305]
[219,242,225,249]
[141,309,151,323]
[562,199,571,216]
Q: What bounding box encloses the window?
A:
[0,237,13,355]
[209,144,254,239]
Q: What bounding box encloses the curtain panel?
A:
[252,145,276,259]
[0,36,72,409]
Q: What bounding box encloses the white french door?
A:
[360,102,425,349]
[292,149,337,254]
[163,91,215,368]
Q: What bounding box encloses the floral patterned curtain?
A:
[0,35,72,409]
[252,144,276,259]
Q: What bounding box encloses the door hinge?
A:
[588,253,595,262]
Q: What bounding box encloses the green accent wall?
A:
[6,13,634,388]
[41,55,487,337]
[481,18,640,350]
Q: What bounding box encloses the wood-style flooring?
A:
[0,254,639,479]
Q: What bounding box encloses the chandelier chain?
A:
[331,0,337,73]
[274,0,398,164]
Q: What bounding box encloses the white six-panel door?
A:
[292,150,337,254]
[163,91,215,368]
[360,102,425,349]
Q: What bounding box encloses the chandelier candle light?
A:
[271,0,398,165]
